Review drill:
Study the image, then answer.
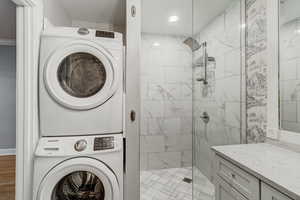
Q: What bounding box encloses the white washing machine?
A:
[33,134,123,200]
[39,27,124,136]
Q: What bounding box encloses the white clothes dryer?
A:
[33,134,123,200]
[39,27,124,136]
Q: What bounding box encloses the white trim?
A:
[0,39,16,46]
[266,0,300,145]
[279,130,300,146]
[240,0,247,144]
[0,148,16,155]
[14,0,43,200]
[12,0,36,6]
[266,0,280,140]
[124,0,141,200]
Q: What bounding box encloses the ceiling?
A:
[141,0,193,36]
[142,0,235,36]
[0,0,16,39]
[57,0,236,36]
[59,0,125,26]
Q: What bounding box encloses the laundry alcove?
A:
[17,0,141,200]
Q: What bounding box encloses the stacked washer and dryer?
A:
[33,27,125,200]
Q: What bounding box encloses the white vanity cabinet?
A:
[214,154,295,200]
[215,176,248,200]
[261,183,293,200]
[214,156,259,200]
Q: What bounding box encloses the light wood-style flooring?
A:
[0,156,15,200]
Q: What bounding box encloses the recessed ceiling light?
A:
[168,15,179,23]
[153,42,160,47]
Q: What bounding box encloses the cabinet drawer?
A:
[215,155,259,200]
[215,176,248,200]
[261,182,293,200]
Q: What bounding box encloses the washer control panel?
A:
[74,139,88,152]
[35,134,122,157]
[94,137,114,151]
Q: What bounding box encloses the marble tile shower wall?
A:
[193,0,242,180]
[280,18,300,132]
[245,0,268,143]
[140,34,193,170]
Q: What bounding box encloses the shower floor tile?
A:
[140,167,193,200]
[140,167,215,200]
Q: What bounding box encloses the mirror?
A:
[280,0,300,132]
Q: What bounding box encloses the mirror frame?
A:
[267,0,300,145]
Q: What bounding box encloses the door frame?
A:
[125,1,141,200]
[10,0,142,200]
[11,0,43,200]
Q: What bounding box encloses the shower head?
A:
[183,37,201,52]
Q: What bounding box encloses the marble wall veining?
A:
[193,0,242,180]
[140,34,193,170]
[246,0,268,143]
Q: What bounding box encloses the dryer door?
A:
[44,40,121,110]
[36,158,120,200]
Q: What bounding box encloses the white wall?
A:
[0,45,16,149]
[43,0,71,27]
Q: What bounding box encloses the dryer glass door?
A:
[52,171,105,200]
[58,53,107,98]
[44,41,121,110]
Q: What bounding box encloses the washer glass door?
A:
[52,171,105,200]
[37,158,119,200]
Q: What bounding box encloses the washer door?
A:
[44,40,120,110]
[37,158,120,200]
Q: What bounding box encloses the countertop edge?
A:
[212,147,300,200]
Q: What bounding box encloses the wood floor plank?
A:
[0,155,15,200]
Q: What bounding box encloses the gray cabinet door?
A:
[261,183,293,200]
[215,156,260,200]
[216,176,248,200]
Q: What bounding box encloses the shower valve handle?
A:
[200,112,210,124]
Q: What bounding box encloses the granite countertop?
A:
[212,143,300,200]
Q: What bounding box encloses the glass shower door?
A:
[192,0,244,199]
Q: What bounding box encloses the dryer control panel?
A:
[35,134,122,157]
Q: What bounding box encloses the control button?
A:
[74,139,87,152]
[78,27,89,35]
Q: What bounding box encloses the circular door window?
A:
[44,41,121,110]
[36,158,120,200]
[52,171,105,200]
[57,53,107,98]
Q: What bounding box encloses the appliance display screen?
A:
[94,137,114,151]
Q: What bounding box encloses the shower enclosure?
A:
[139,0,244,199]
[192,0,244,200]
